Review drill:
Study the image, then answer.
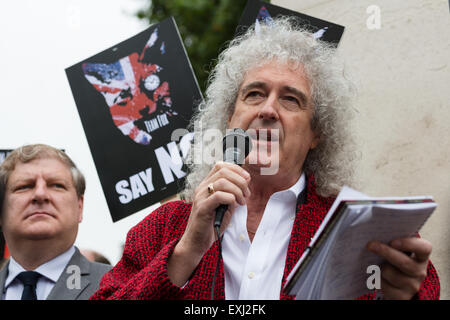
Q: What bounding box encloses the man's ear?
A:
[309,114,320,150]
[227,110,233,127]
[77,195,84,223]
[310,134,320,150]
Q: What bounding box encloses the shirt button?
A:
[239,234,245,241]
[248,272,255,279]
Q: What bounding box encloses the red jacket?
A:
[91,175,440,300]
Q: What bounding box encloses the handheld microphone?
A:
[213,128,252,228]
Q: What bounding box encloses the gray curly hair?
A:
[182,16,357,200]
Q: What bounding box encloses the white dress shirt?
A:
[2,246,75,300]
[222,173,305,300]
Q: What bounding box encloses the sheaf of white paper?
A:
[320,202,436,300]
[285,186,436,300]
[285,186,366,289]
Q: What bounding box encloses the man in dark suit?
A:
[0,144,111,300]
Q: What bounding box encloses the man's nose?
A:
[32,180,50,203]
[257,94,279,121]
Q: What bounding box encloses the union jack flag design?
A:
[82,28,175,145]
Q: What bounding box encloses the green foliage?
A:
[136,0,253,94]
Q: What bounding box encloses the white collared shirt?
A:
[2,246,75,300]
[222,173,305,300]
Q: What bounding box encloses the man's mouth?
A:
[248,128,280,142]
[25,211,55,219]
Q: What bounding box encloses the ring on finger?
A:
[207,183,215,195]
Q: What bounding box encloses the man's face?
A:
[0,158,83,247]
[228,60,319,177]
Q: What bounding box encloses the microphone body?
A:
[213,128,252,228]
[214,204,229,228]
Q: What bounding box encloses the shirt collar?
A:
[5,246,76,288]
[270,172,306,201]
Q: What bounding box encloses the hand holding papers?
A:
[284,186,436,300]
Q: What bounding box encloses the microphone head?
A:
[222,128,252,165]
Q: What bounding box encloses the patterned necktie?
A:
[16,271,41,300]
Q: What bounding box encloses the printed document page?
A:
[285,187,436,300]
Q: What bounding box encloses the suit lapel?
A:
[0,261,9,298]
[46,248,91,300]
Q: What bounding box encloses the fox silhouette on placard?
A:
[82,28,177,145]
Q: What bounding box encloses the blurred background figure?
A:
[80,249,111,265]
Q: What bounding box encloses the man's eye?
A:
[52,183,66,189]
[245,91,264,100]
[14,184,32,191]
[281,96,303,110]
[283,96,299,104]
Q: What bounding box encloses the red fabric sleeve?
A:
[90,201,191,300]
[413,259,440,300]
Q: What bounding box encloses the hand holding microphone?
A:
[168,129,251,288]
[210,128,252,299]
[214,128,252,228]
[179,129,252,253]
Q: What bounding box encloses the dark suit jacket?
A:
[0,247,112,300]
